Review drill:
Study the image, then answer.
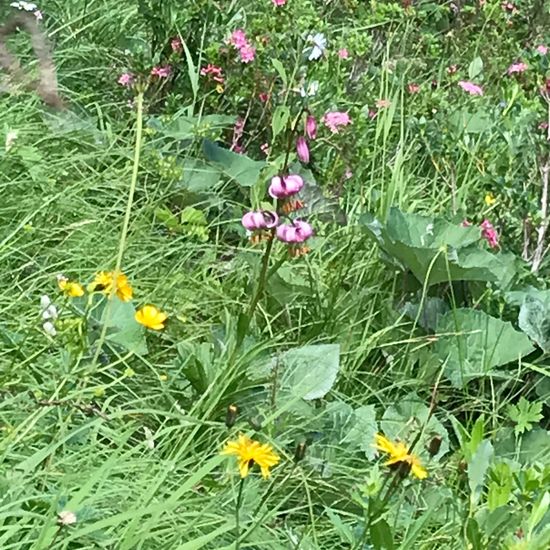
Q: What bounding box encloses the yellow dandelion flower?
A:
[91,271,133,302]
[57,275,85,298]
[135,305,167,330]
[222,434,280,479]
[374,433,428,480]
[484,193,496,206]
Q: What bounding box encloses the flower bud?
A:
[294,440,307,462]
[305,115,317,140]
[296,136,310,163]
[427,436,442,456]
[225,404,238,428]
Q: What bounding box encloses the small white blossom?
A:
[306,33,327,61]
[144,427,155,450]
[10,2,38,11]
[5,130,18,152]
[40,295,57,320]
[58,510,77,526]
[43,321,56,337]
[299,80,319,98]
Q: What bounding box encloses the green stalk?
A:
[91,92,144,367]
[235,476,246,550]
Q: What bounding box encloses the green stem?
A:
[235,476,246,550]
[91,92,144,367]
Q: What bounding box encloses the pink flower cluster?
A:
[481,219,499,248]
[229,29,256,63]
[462,219,499,248]
[200,64,225,84]
[171,37,183,53]
[507,62,527,75]
[272,0,286,5]
[536,45,548,55]
[458,80,483,96]
[151,65,172,78]
[322,111,351,133]
[118,72,134,87]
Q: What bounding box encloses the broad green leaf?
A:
[203,140,266,187]
[271,106,290,139]
[279,344,340,400]
[361,208,516,287]
[370,518,394,550]
[465,517,483,550]
[449,110,492,134]
[518,295,550,351]
[468,56,484,79]
[434,309,534,387]
[177,159,221,193]
[401,297,449,331]
[468,439,494,506]
[104,300,147,355]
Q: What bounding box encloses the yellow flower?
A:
[484,193,496,206]
[216,84,224,94]
[374,433,428,480]
[92,271,133,301]
[222,434,280,479]
[57,276,85,298]
[135,305,167,330]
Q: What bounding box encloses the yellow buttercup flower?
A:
[484,193,496,206]
[57,275,85,298]
[135,305,167,330]
[216,84,224,94]
[374,433,428,480]
[222,434,280,479]
[92,271,133,302]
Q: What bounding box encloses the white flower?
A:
[306,33,327,61]
[5,130,18,152]
[10,2,39,11]
[40,295,57,320]
[43,321,56,337]
[144,427,155,450]
[58,510,77,525]
[299,80,319,98]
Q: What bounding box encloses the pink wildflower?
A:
[447,64,458,74]
[239,44,256,63]
[272,0,287,5]
[276,220,313,243]
[461,220,472,227]
[538,122,549,131]
[118,72,134,87]
[338,48,349,60]
[269,175,304,199]
[230,29,248,49]
[407,83,420,94]
[242,210,279,231]
[507,62,527,75]
[34,10,43,20]
[171,37,183,53]
[260,143,269,155]
[458,81,483,96]
[306,115,317,140]
[296,136,310,164]
[481,219,499,248]
[259,92,269,103]
[536,45,548,55]
[501,2,518,14]
[344,168,353,180]
[200,64,225,83]
[322,111,351,133]
[376,98,391,108]
[151,65,172,78]
[230,117,245,152]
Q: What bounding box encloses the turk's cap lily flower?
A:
[268,174,304,199]
[241,210,279,231]
[276,220,313,243]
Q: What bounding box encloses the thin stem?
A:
[235,476,246,550]
[91,92,144,367]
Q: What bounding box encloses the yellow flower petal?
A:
[135,305,168,331]
[221,434,279,479]
[411,462,428,479]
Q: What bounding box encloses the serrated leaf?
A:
[508,397,543,436]
[434,309,535,387]
[203,140,266,187]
